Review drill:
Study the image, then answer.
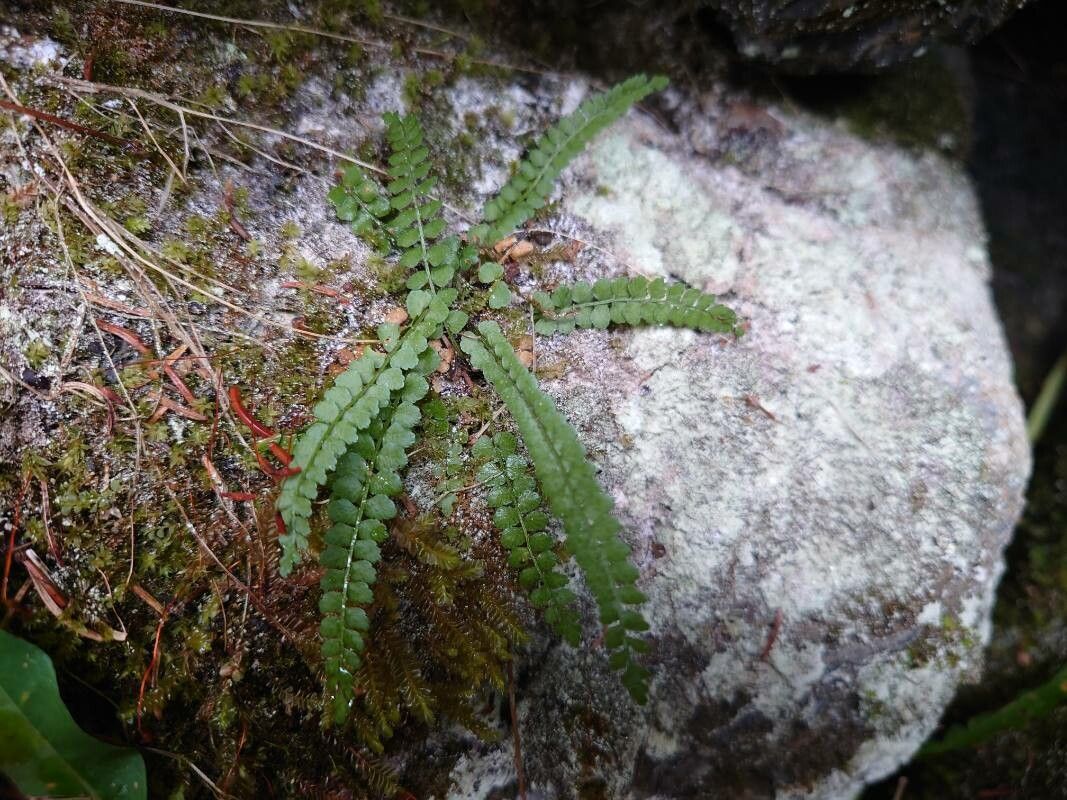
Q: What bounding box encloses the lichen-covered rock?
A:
[441,87,1030,798]
[701,0,1028,72]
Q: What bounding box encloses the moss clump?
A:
[784,51,973,157]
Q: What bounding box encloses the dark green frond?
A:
[276,293,452,574]
[532,275,741,335]
[328,114,476,292]
[472,432,581,646]
[319,395,425,725]
[469,74,668,247]
[327,167,392,252]
[460,322,651,703]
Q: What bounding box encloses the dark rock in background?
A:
[703,0,1030,72]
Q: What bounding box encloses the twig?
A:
[38,478,61,565]
[54,76,382,173]
[131,582,166,616]
[125,96,186,184]
[468,404,509,445]
[144,746,231,799]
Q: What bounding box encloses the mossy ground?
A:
[0,1,536,795]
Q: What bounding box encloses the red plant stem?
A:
[279,280,350,303]
[0,98,144,153]
[96,318,152,356]
[137,612,167,738]
[228,385,275,438]
[1,476,31,604]
[268,442,292,465]
[254,451,300,482]
[254,450,279,477]
[221,491,257,501]
[164,364,197,405]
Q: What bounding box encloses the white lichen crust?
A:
[446,90,1028,798]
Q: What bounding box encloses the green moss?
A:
[24,339,51,369]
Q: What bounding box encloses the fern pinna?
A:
[276,73,742,724]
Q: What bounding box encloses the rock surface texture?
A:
[701,0,1028,72]
[439,86,1030,797]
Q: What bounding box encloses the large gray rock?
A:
[437,84,1030,797]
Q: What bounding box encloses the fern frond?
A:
[532,276,741,335]
[468,74,668,247]
[472,432,581,646]
[378,629,436,725]
[460,322,651,703]
[348,750,403,799]
[384,111,463,290]
[276,293,452,574]
[319,393,425,725]
[327,167,392,253]
[328,115,477,291]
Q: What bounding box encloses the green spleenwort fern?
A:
[319,381,426,723]
[328,113,477,293]
[468,74,668,247]
[532,276,740,335]
[472,432,581,646]
[460,322,650,699]
[276,291,448,573]
[277,73,743,723]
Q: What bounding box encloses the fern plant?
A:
[318,384,425,724]
[472,432,581,646]
[276,73,742,723]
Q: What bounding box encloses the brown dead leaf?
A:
[430,339,454,373]
[516,334,534,368]
[508,240,535,262]
[493,235,517,255]
[383,306,409,325]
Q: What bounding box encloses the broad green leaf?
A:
[487,281,511,309]
[0,630,146,799]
